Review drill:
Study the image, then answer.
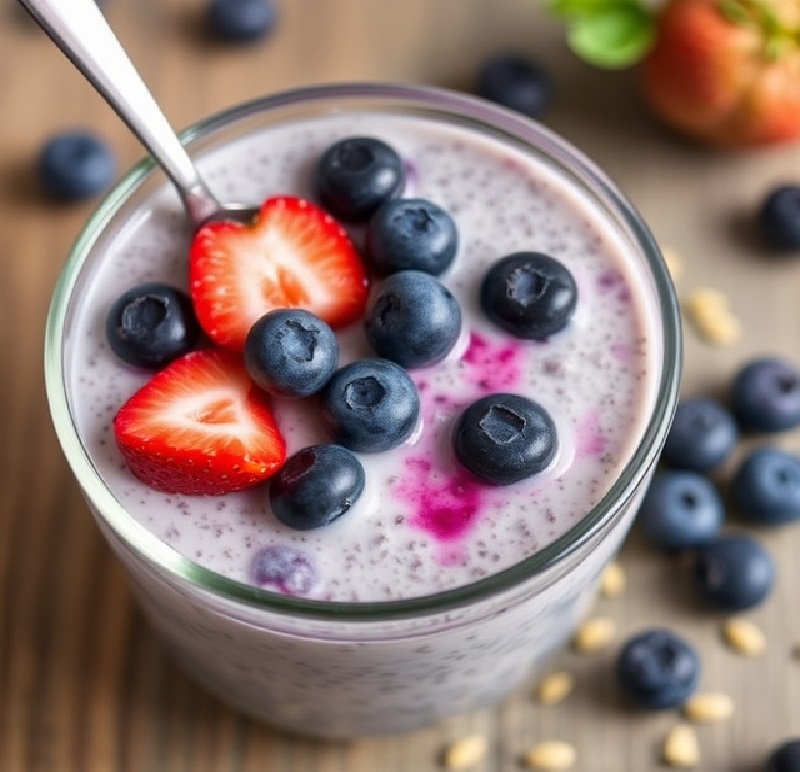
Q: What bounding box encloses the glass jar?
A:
[44,83,681,738]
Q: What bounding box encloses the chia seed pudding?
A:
[48,86,679,736]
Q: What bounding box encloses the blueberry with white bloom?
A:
[321,358,420,452]
[366,198,458,276]
[365,270,461,369]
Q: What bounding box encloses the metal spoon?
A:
[18,0,257,229]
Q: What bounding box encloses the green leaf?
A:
[764,34,791,59]
[546,0,631,21]
[567,5,656,68]
[719,0,751,25]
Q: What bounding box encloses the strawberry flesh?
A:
[189,195,369,350]
[113,349,286,495]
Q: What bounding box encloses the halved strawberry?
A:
[189,195,370,350]
[113,349,286,495]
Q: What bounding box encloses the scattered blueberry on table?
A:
[269,445,366,530]
[757,184,800,252]
[244,309,338,398]
[731,356,800,434]
[732,447,800,526]
[106,283,201,369]
[475,53,553,119]
[660,396,738,472]
[638,470,724,550]
[366,197,459,276]
[453,393,558,485]
[364,270,462,368]
[692,533,775,612]
[315,136,405,221]
[37,130,116,202]
[766,738,800,772]
[206,0,278,43]
[615,628,701,710]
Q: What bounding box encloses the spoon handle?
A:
[19,0,220,226]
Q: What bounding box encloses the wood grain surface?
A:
[2,1,800,770]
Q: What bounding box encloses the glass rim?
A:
[44,81,682,623]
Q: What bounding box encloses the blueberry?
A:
[758,184,800,252]
[106,283,202,369]
[692,534,775,611]
[321,358,420,452]
[366,198,459,276]
[616,629,701,710]
[365,270,461,369]
[480,252,577,340]
[206,0,278,43]
[476,53,553,119]
[244,309,338,398]
[453,393,557,485]
[269,445,365,531]
[767,739,800,772]
[731,357,800,433]
[731,447,800,526]
[250,545,317,595]
[661,397,738,472]
[638,471,724,550]
[315,136,405,222]
[38,130,116,202]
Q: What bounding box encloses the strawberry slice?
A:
[113,349,286,495]
[189,195,369,350]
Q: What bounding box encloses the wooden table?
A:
[2,1,800,770]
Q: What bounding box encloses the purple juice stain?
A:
[461,332,522,392]
[575,410,608,458]
[611,342,632,362]
[250,545,317,596]
[397,456,485,543]
[391,331,528,556]
[597,271,632,303]
[406,457,432,473]
[598,269,623,290]
[439,544,467,567]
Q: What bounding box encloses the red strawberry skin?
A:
[641,0,800,148]
[190,196,369,350]
[113,350,286,495]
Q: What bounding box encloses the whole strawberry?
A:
[641,0,800,148]
[547,0,800,148]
